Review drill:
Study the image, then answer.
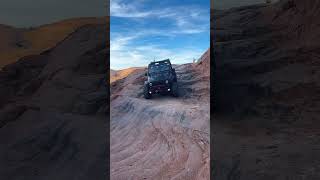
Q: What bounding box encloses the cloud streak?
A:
[110,0,152,18]
[110,36,205,70]
[110,0,209,69]
[110,0,209,33]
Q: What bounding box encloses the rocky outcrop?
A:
[0,17,106,69]
[212,1,320,179]
[110,50,210,179]
[0,19,109,180]
[110,67,144,83]
[213,0,320,115]
[196,48,210,77]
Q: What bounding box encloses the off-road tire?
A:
[173,70,177,82]
[171,82,179,97]
[144,84,152,99]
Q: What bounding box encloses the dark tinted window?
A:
[149,62,170,73]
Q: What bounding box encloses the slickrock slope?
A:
[110,49,210,179]
[0,17,105,69]
[110,67,144,83]
[0,24,23,52]
[212,0,320,179]
[0,18,108,180]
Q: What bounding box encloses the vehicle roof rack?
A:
[149,59,171,64]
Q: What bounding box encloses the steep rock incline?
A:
[214,0,320,114]
[0,25,24,52]
[196,48,210,77]
[110,67,144,83]
[269,0,320,49]
[0,21,108,180]
[0,17,106,69]
[212,0,320,179]
[111,50,210,179]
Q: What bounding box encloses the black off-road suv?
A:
[144,59,178,99]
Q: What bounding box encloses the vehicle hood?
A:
[148,71,170,82]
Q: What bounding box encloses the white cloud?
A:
[110,37,205,70]
[110,0,151,18]
[110,35,138,51]
[110,0,209,34]
[110,0,209,70]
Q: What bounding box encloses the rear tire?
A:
[144,84,152,99]
[171,82,179,97]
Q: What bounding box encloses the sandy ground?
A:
[110,54,210,179]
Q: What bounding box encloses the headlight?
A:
[149,82,152,86]
[165,80,169,84]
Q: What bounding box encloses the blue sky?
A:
[110,0,210,70]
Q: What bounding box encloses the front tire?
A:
[144,84,152,99]
[171,82,179,97]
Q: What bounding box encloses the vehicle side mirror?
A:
[145,72,147,76]
[172,68,175,72]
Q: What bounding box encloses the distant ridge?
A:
[0,17,107,69]
[110,67,145,83]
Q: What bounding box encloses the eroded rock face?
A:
[213,0,320,115]
[0,17,106,69]
[0,22,109,180]
[212,1,320,179]
[110,50,210,179]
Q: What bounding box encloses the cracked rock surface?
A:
[110,49,210,180]
[212,1,320,179]
[0,19,108,180]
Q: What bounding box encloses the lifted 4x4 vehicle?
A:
[144,59,178,99]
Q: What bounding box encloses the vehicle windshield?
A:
[149,63,170,74]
